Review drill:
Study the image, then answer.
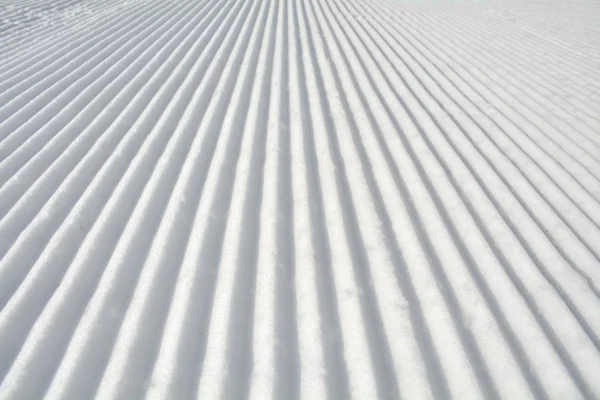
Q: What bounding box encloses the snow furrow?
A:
[1,0,599,398]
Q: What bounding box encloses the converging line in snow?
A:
[0,0,599,398]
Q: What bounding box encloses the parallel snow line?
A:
[303,0,404,397]
[469,0,600,52]
[289,0,351,396]
[0,0,219,268]
[380,0,600,132]
[1,0,600,399]
[0,0,216,215]
[397,0,600,88]
[0,0,161,98]
[0,0,227,350]
[307,4,503,399]
[147,3,277,398]
[0,0,165,98]
[0,0,230,354]
[309,2,450,397]
[96,1,271,397]
[348,0,600,260]
[318,1,547,398]
[0,0,216,226]
[310,1,516,398]
[481,3,600,55]
[273,1,301,399]
[0,0,90,53]
[356,0,600,170]
[371,0,600,137]
[0,0,179,146]
[0,0,216,172]
[45,0,256,396]
[41,2,248,397]
[0,0,141,59]
[442,1,600,76]
[0,0,127,68]
[288,2,330,396]
[0,0,250,396]
[249,2,285,397]
[340,0,600,325]
[195,2,279,398]
[194,1,279,398]
[330,0,600,394]
[344,0,600,372]
[342,0,600,322]
[360,0,600,172]
[436,7,600,91]
[294,0,384,398]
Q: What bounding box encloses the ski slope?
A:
[1,0,600,398]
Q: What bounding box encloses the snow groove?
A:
[1,0,599,398]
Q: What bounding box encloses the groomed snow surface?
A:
[1,0,600,398]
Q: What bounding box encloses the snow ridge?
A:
[1,0,599,398]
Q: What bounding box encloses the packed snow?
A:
[1,0,600,398]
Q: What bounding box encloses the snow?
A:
[1,0,600,398]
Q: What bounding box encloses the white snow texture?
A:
[0,0,600,398]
